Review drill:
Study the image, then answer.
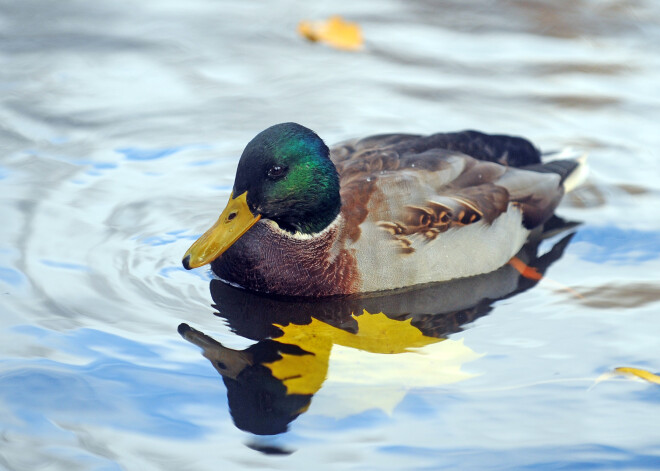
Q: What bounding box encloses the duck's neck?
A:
[276,194,341,235]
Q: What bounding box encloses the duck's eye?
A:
[267,165,287,179]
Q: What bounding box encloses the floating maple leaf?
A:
[298,15,364,51]
[594,366,660,387]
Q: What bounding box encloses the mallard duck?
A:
[182,123,585,297]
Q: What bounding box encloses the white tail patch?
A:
[563,153,589,193]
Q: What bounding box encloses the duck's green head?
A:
[234,122,341,233]
[183,123,341,269]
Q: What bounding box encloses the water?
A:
[2,0,660,469]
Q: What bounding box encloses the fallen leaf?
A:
[298,15,363,51]
[613,367,660,385]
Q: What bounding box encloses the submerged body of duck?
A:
[182,123,585,296]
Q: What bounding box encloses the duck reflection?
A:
[180,218,576,436]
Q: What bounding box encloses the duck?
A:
[182,122,586,297]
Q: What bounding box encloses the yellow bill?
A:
[182,191,260,269]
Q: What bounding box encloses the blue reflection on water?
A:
[631,385,660,405]
[381,444,660,470]
[13,326,162,359]
[72,160,118,170]
[77,160,118,176]
[1,327,225,439]
[39,260,91,272]
[138,231,200,247]
[309,409,390,433]
[141,235,180,246]
[572,227,660,264]
[159,266,211,280]
[117,146,186,161]
[396,391,452,417]
[116,144,211,161]
[188,160,214,167]
[0,266,25,286]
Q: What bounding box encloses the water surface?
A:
[2,0,660,469]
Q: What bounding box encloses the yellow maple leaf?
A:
[298,15,364,51]
[593,366,660,388]
[613,367,660,385]
[264,310,441,395]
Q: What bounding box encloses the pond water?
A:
[2,0,660,469]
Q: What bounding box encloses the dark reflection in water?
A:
[180,218,576,437]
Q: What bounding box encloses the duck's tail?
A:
[524,149,589,192]
[561,153,589,193]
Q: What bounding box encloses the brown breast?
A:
[211,219,360,296]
